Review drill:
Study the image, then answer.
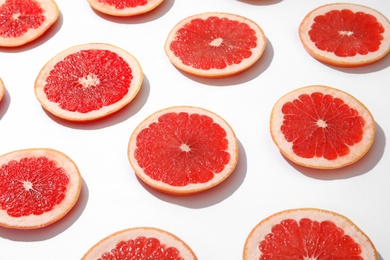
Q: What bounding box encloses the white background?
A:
[0,0,389,259]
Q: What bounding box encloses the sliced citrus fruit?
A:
[270,85,375,169]
[86,0,165,17]
[128,106,238,195]
[299,3,390,67]
[34,43,143,122]
[0,148,82,229]
[243,208,378,259]
[0,77,5,101]
[82,227,198,260]
[0,0,59,47]
[164,12,266,78]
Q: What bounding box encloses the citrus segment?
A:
[270,85,375,169]
[34,43,143,122]
[0,0,59,47]
[299,3,390,67]
[128,106,238,195]
[82,227,198,260]
[165,12,266,78]
[87,0,165,16]
[243,208,378,259]
[0,148,82,229]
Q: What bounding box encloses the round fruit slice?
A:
[128,106,238,195]
[86,0,164,17]
[0,148,82,229]
[270,85,375,169]
[299,3,390,67]
[82,227,198,260]
[243,208,378,259]
[0,77,5,101]
[164,12,266,78]
[35,43,143,122]
[0,0,59,47]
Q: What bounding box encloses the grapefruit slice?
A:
[86,0,165,17]
[34,43,143,122]
[0,0,59,47]
[243,208,378,259]
[128,106,238,195]
[299,3,390,67]
[164,12,266,78]
[82,227,197,259]
[0,77,5,101]
[0,148,82,229]
[270,85,375,169]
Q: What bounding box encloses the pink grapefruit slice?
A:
[0,77,5,101]
[86,0,165,17]
[0,0,59,47]
[164,12,266,78]
[82,227,198,260]
[0,148,82,229]
[270,85,375,169]
[34,43,143,122]
[128,106,238,195]
[243,208,378,259]
[299,3,390,67]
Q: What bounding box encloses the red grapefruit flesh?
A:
[128,106,238,195]
[0,0,59,47]
[243,208,378,259]
[299,3,390,67]
[0,77,5,101]
[0,148,82,229]
[164,12,266,78]
[86,0,165,17]
[34,43,143,122]
[82,227,198,260]
[270,85,375,169]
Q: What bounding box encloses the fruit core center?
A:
[79,74,100,88]
[210,37,223,47]
[23,181,34,191]
[339,30,354,36]
[12,13,20,20]
[180,143,191,152]
[316,119,327,128]
[303,258,316,260]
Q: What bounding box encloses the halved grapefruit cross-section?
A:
[270,85,375,169]
[299,3,390,67]
[86,0,165,16]
[243,208,378,259]
[165,12,266,78]
[128,106,238,195]
[82,227,198,259]
[0,0,59,47]
[35,43,143,122]
[0,148,82,229]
